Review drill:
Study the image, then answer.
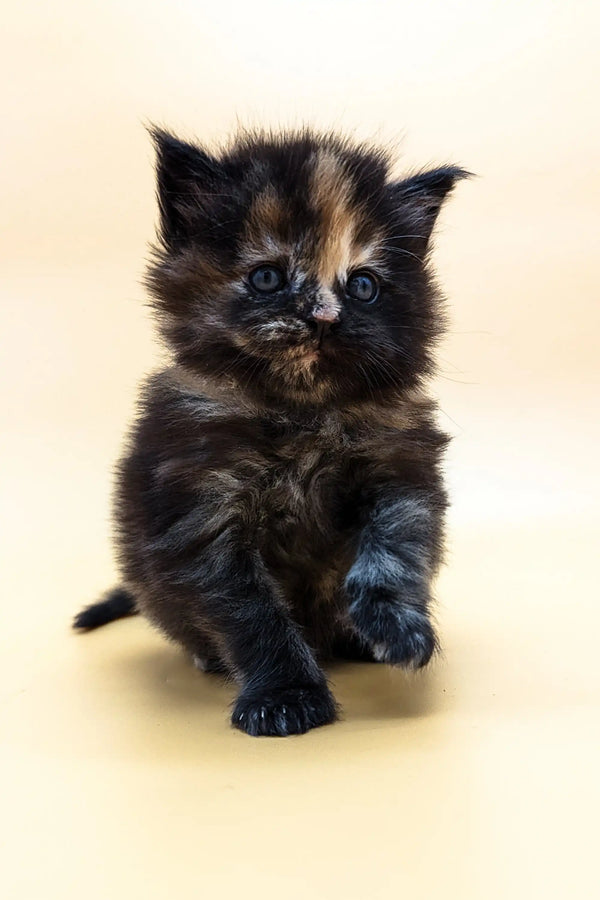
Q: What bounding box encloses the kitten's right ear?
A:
[388,165,472,257]
[149,127,225,247]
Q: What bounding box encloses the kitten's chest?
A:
[259,421,357,547]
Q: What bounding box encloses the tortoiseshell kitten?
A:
[74,127,469,736]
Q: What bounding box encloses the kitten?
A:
[74,127,469,737]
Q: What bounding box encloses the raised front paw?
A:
[348,594,438,669]
[231,683,338,737]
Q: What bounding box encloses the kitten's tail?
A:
[73,587,137,631]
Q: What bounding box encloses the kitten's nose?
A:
[309,305,340,325]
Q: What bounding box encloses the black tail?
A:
[73,587,137,631]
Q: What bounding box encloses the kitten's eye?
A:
[248,265,285,294]
[346,270,379,303]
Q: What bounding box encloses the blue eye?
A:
[346,271,379,303]
[249,265,285,294]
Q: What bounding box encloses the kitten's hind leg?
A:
[73,587,137,631]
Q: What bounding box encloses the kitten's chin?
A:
[293,346,321,367]
[270,345,321,383]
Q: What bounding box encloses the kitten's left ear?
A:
[389,166,472,255]
[149,126,226,247]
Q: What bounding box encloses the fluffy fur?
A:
[74,127,469,737]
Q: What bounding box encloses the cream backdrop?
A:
[1,1,599,898]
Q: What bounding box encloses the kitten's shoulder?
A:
[127,367,263,462]
[339,389,449,473]
[343,387,443,436]
[138,366,256,421]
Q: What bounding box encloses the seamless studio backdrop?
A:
[1,2,599,899]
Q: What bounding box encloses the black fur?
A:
[73,587,137,630]
[75,127,469,736]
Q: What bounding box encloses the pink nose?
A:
[311,306,339,324]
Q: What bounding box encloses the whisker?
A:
[378,234,429,242]
[378,246,423,264]
[437,407,463,431]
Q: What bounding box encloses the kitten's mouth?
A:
[305,336,337,360]
[281,340,334,373]
[315,321,334,350]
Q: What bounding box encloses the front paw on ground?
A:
[231,684,338,737]
[349,601,438,670]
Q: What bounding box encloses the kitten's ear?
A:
[389,166,471,256]
[149,127,226,247]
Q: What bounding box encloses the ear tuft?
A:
[399,165,472,200]
[147,126,224,247]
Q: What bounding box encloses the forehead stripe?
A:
[309,150,362,285]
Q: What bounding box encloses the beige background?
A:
[2,1,599,897]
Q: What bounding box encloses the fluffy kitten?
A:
[74,127,469,737]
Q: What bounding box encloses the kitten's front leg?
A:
[345,487,444,669]
[186,534,337,736]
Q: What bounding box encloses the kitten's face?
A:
[146,129,467,406]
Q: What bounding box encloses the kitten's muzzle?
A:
[307,303,340,345]
[305,307,340,350]
[314,320,331,348]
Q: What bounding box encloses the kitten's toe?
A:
[231,684,338,737]
[371,614,437,669]
[349,598,437,670]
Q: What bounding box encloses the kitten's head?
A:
[145,127,469,407]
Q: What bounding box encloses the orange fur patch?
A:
[308,149,385,288]
[240,186,290,265]
[309,150,357,285]
[249,185,286,235]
